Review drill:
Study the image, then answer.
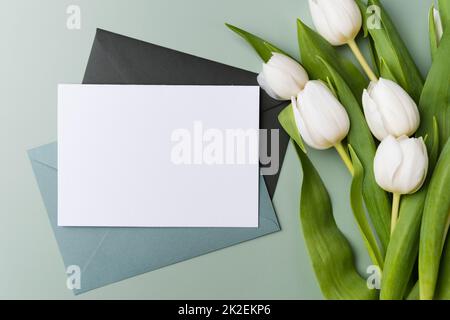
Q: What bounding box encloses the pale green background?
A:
[0,0,433,299]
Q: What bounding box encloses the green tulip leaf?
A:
[435,234,450,300]
[293,143,377,300]
[438,0,450,32]
[380,189,427,300]
[277,104,306,154]
[419,139,450,299]
[406,282,420,300]
[278,105,377,300]
[325,77,338,97]
[358,0,424,103]
[225,23,290,62]
[349,145,384,268]
[317,57,391,251]
[430,117,442,169]
[378,58,397,83]
[367,37,381,77]
[296,19,368,98]
[417,31,450,154]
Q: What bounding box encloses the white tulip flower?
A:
[362,78,420,141]
[308,0,362,46]
[374,135,428,233]
[292,80,350,149]
[257,52,309,101]
[308,0,379,81]
[374,135,428,195]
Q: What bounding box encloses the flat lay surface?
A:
[0,0,434,299]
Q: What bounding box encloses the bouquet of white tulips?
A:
[227,0,449,300]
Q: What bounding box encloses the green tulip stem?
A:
[391,193,401,234]
[347,39,378,82]
[334,142,354,176]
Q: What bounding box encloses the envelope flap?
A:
[258,178,280,228]
[28,142,57,169]
[85,29,281,112]
[28,149,280,294]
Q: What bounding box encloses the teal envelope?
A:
[28,142,280,294]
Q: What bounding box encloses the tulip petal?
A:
[309,0,345,46]
[370,79,416,138]
[367,80,377,95]
[362,89,389,141]
[310,81,349,141]
[261,63,301,100]
[298,82,338,148]
[379,78,420,137]
[394,138,419,194]
[269,53,309,90]
[257,72,283,100]
[375,136,429,195]
[374,135,403,193]
[341,0,363,36]
[417,138,429,190]
[292,97,328,150]
[396,137,428,194]
[310,0,360,45]
[319,1,350,44]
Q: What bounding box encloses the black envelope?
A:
[83,29,290,198]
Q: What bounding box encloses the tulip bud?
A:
[374,135,428,195]
[362,78,420,141]
[308,0,362,46]
[292,80,350,150]
[257,52,309,101]
[433,8,443,43]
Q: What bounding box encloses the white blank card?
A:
[58,85,259,227]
